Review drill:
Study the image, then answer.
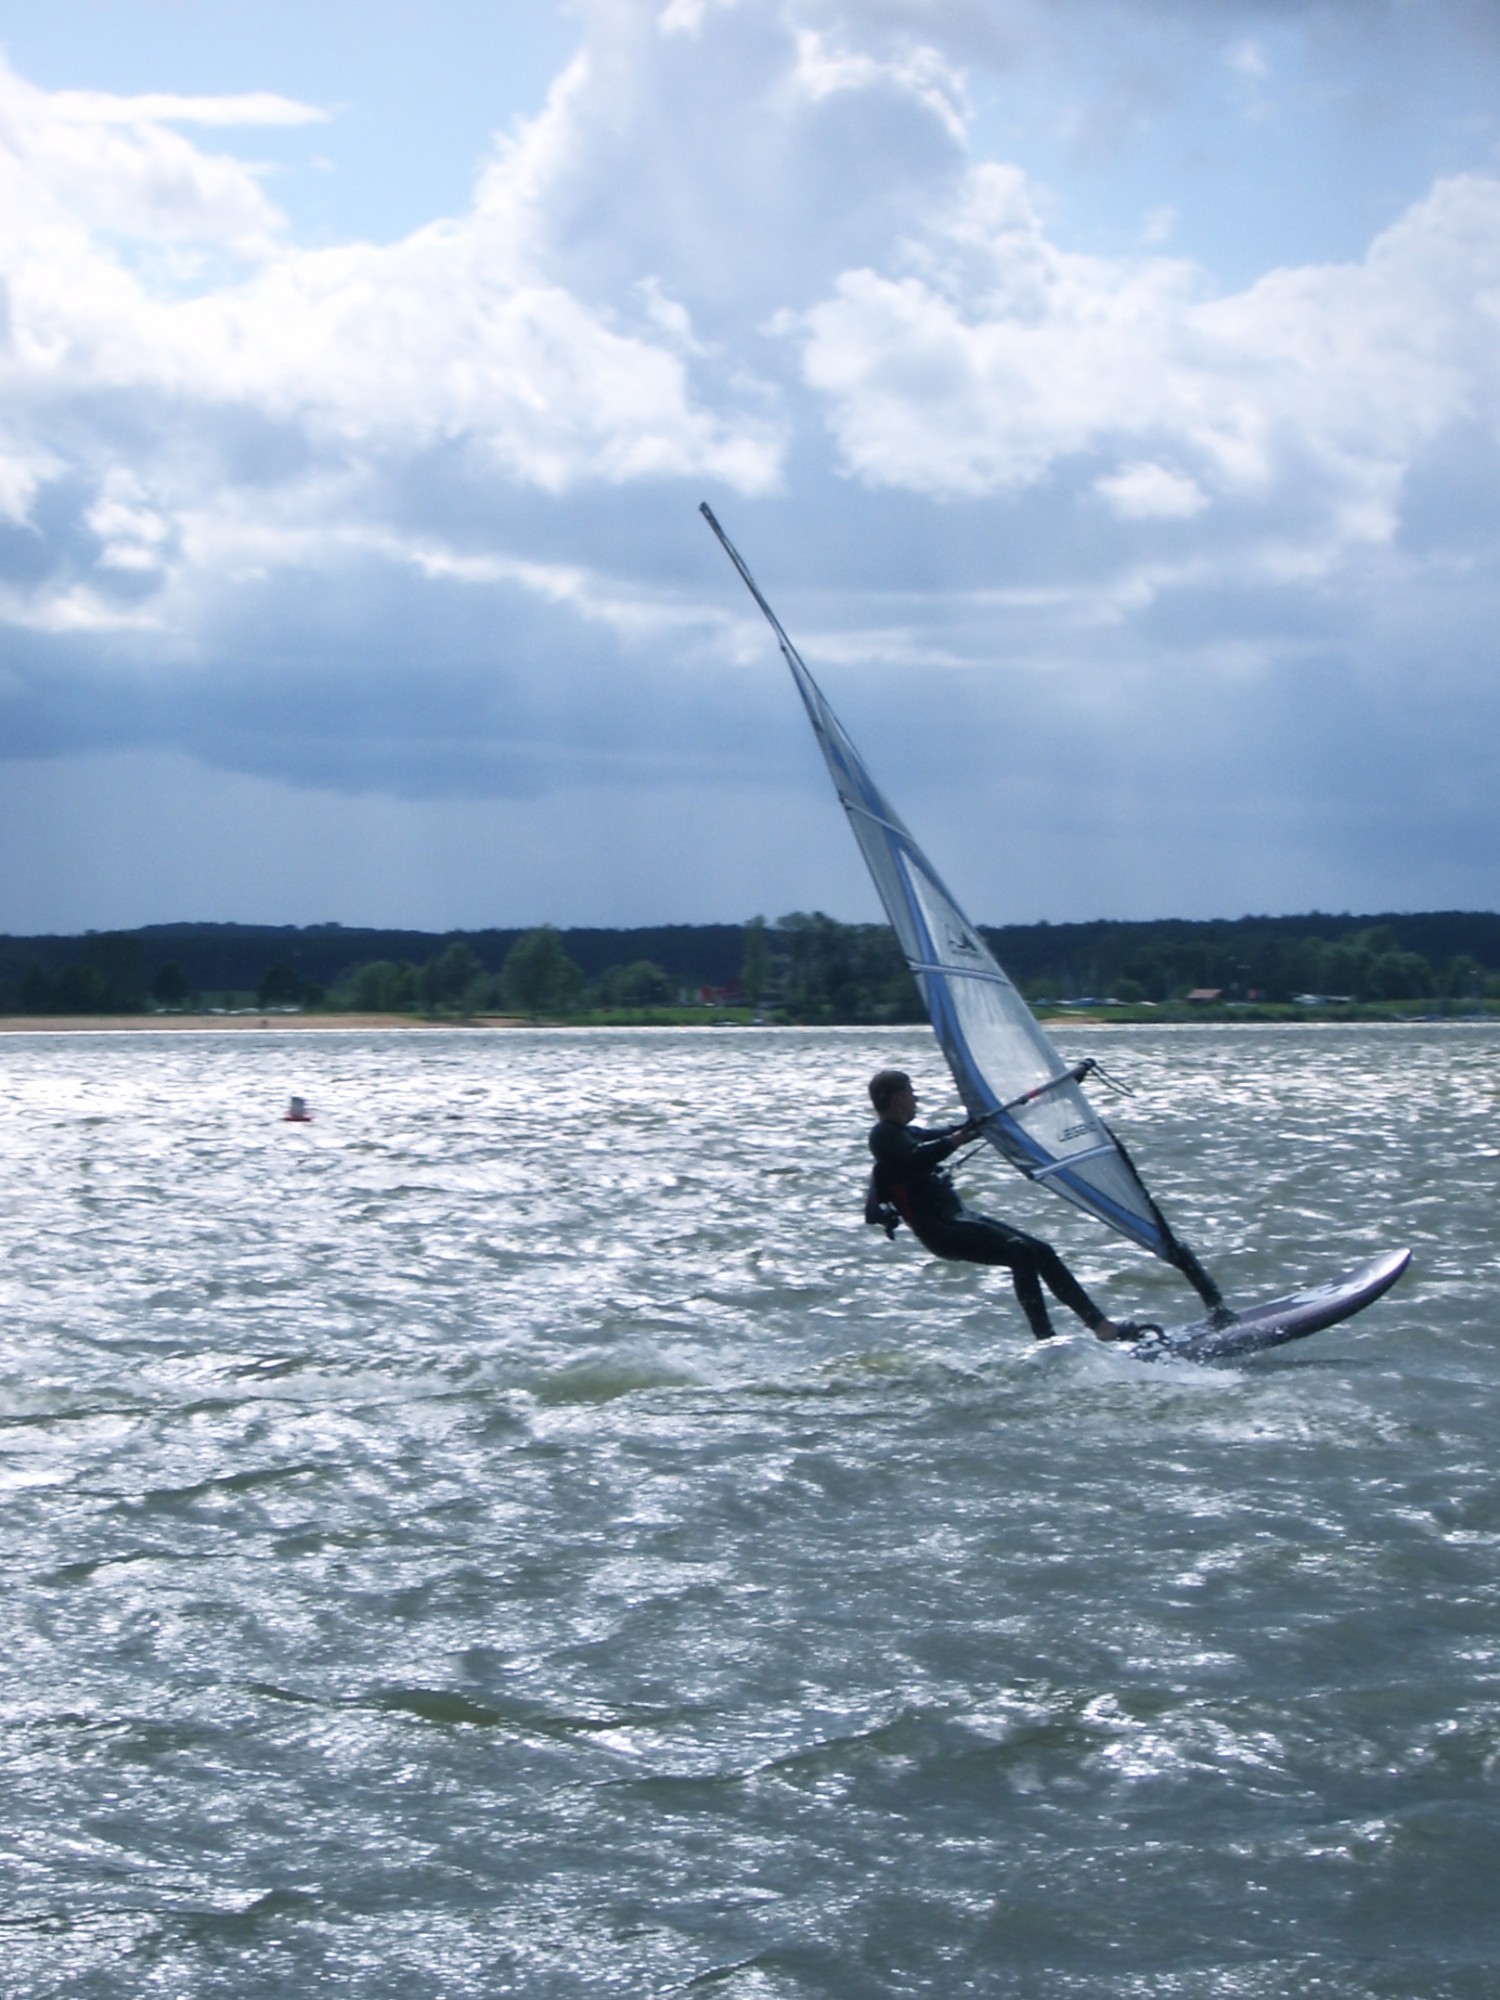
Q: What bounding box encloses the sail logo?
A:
[946,926,981,957]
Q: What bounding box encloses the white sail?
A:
[702,503,1219,1294]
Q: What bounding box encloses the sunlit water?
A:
[2,1022,1498,1998]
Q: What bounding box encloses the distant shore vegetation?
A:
[2,912,1498,1025]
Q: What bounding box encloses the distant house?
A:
[1186,988,1224,1004]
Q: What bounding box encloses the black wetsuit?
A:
[868,1116,1108,1341]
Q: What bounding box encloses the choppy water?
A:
[2,1022,1498,1998]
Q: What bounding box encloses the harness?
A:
[864,1168,903,1240]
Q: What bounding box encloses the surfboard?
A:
[1125,1247,1411,1362]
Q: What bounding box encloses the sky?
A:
[2,0,1499,936]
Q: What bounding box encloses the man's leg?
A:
[921,1213,1101,1340]
[1028,1237,1109,1331]
[1005,1249,1058,1341]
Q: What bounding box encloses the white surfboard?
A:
[1126,1247,1412,1362]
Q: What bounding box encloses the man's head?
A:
[869,1068,914,1118]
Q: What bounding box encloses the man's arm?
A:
[870,1118,975,1173]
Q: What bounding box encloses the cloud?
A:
[1094,461,1207,520]
[792,161,1203,496]
[0,0,992,735]
[0,33,796,696]
[3,4,1500,930]
[791,167,1500,574]
[0,428,57,525]
[0,88,781,493]
[790,24,970,143]
[85,469,174,572]
[1225,39,1269,84]
[46,88,329,129]
[0,59,297,254]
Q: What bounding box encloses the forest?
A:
[2,910,1498,1021]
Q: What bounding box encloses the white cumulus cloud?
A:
[0,58,296,255]
[0,39,784,639]
[1094,460,1207,519]
[793,167,1500,571]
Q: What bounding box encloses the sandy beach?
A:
[0,1013,526,1033]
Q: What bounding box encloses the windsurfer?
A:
[866,1068,1158,1342]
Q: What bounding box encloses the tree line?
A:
[2,911,1498,1019]
[0,920,749,995]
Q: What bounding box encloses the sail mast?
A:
[701,502,1222,1309]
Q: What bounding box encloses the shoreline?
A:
[0,1013,527,1034]
[0,1008,1493,1036]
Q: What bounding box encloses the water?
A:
[1,1022,1498,1998]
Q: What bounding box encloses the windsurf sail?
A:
[701,502,1222,1309]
